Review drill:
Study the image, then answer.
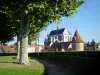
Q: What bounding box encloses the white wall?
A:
[64,35,68,42]
[27,47,35,53]
[27,46,43,53]
[48,29,72,43]
[49,34,64,42]
[63,29,69,35]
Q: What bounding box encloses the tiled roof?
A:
[10,48,17,53]
[0,46,3,53]
[31,44,44,48]
[72,30,84,43]
[1,45,17,53]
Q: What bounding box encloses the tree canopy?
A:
[0,12,15,43]
[0,0,84,42]
[0,0,84,65]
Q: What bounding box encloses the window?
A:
[58,36,62,41]
[64,36,67,41]
[55,36,57,39]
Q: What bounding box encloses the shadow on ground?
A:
[32,57,77,75]
[30,55,100,75]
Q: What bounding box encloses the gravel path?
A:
[33,58,76,75]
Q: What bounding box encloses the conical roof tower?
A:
[72,30,84,43]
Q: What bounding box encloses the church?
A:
[44,28,84,51]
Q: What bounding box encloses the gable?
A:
[63,29,72,35]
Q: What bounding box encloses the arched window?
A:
[55,36,57,39]
[58,36,62,41]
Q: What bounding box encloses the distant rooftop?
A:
[49,28,71,36]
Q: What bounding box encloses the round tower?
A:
[72,30,84,51]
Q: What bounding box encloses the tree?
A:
[91,39,96,50]
[0,12,15,43]
[0,0,84,65]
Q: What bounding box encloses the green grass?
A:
[0,56,44,75]
[0,56,18,62]
[0,68,42,75]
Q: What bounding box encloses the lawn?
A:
[0,56,44,75]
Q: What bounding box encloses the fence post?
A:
[98,53,99,60]
[77,51,78,57]
[86,50,87,60]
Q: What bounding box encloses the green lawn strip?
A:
[0,56,18,63]
[0,56,44,75]
[0,68,42,75]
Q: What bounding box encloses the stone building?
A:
[72,30,84,51]
[44,28,84,51]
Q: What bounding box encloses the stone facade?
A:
[44,28,84,51]
[72,30,84,51]
[72,43,84,51]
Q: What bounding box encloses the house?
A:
[85,41,97,50]
[0,45,17,55]
[27,44,44,53]
[97,43,100,50]
[13,42,44,53]
[44,28,84,51]
[72,30,84,51]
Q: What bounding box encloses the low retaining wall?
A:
[33,51,100,75]
[0,52,99,75]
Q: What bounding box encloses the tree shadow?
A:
[31,57,49,75]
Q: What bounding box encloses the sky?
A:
[8,0,100,45]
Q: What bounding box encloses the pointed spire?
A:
[57,25,58,30]
[73,30,84,43]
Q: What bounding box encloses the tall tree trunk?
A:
[19,14,29,65]
[17,35,20,59]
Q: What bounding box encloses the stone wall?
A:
[72,43,84,51]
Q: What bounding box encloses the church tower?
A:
[72,30,84,51]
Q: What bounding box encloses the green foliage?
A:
[28,33,39,45]
[91,39,96,45]
[0,12,15,43]
[91,39,96,49]
[0,0,84,42]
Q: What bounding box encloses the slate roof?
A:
[49,28,71,36]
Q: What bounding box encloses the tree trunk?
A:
[19,14,29,65]
[17,35,20,59]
